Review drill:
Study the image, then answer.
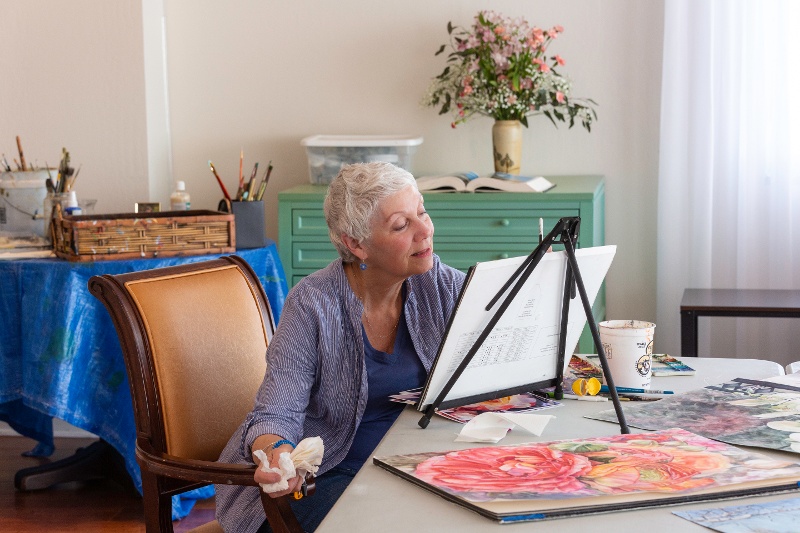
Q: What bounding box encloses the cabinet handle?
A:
[499,219,510,227]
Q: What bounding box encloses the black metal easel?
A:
[418,217,629,434]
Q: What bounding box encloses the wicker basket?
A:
[52,209,236,261]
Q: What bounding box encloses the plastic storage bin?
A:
[0,170,53,238]
[301,135,423,185]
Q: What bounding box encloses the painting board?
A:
[418,246,616,411]
[588,378,800,454]
[374,428,800,524]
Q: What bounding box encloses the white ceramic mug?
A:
[599,320,655,389]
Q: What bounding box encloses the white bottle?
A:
[170,181,191,211]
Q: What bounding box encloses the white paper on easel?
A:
[418,246,616,410]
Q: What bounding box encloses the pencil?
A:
[16,136,27,171]
[562,393,608,402]
[599,386,674,395]
[208,160,232,201]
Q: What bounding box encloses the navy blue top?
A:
[338,303,426,471]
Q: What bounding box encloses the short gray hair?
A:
[324,162,419,263]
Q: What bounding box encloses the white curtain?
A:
[656,0,800,366]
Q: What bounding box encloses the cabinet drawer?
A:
[289,208,581,239]
[291,237,579,272]
[435,242,537,271]
[292,241,339,269]
[292,209,329,236]
[428,209,578,239]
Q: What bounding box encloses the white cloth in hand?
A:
[254,436,325,493]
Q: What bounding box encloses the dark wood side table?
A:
[680,288,800,357]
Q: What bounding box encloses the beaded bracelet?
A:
[259,438,296,461]
[271,438,296,450]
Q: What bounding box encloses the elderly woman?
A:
[215,162,465,532]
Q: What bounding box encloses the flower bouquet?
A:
[423,10,597,131]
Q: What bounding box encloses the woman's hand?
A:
[252,438,303,498]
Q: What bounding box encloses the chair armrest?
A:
[136,445,316,495]
[136,446,259,486]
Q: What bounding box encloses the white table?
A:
[318,358,791,532]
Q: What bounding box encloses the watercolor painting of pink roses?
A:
[375,428,800,522]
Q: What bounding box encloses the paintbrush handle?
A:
[209,162,232,201]
[16,136,27,171]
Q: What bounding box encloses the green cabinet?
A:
[278,175,605,353]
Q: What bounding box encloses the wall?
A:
[1,1,664,339]
[0,0,150,213]
[163,0,665,331]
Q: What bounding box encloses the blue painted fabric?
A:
[0,243,288,518]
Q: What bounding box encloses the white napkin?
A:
[254,436,324,493]
[454,413,555,443]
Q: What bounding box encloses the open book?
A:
[416,172,555,193]
[374,428,800,524]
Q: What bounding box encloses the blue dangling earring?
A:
[359,262,367,271]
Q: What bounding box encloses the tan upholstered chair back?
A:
[89,257,307,533]
[123,264,269,460]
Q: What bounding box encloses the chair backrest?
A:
[89,256,274,461]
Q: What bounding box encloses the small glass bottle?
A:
[63,191,82,215]
[170,181,191,211]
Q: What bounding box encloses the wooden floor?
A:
[1,435,215,532]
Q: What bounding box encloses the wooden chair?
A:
[88,256,308,533]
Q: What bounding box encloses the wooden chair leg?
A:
[141,471,175,533]
[259,491,304,533]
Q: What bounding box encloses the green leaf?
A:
[441,93,451,114]
[434,44,446,56]
[447,21,454,34]
[544,111,558,128]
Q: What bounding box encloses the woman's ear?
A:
[341,234,367,263]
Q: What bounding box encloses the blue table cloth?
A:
[0,242,288,518]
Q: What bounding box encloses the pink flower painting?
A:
[381,429,799,503]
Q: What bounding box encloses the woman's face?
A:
[361,185,434,279]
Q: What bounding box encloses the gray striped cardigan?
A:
[216,255,465,532]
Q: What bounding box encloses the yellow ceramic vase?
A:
[492,120,522,174]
